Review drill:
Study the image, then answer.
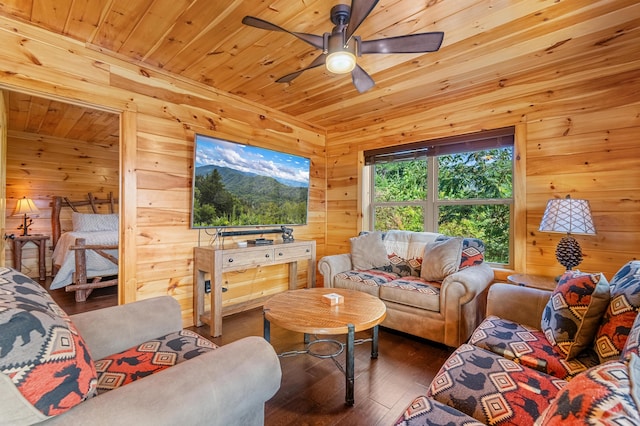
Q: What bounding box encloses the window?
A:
[364,127,514,266]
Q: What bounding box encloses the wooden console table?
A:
[12,234,50,281]
[193,240,316,337]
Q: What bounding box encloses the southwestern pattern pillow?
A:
[537,355,640,425]
[428,344,566,425]
[621,311,640,362]
[540,270,610,360]
[0,267,97,417]
[395,395,483,426]
[95,329,216,393]
[470,316,599,380]
[377,253,422,277]
[594,261,640,363]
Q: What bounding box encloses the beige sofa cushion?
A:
[379,278,441,311]
[420,237,463,281]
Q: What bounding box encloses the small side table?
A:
[507,273,557,291]
[12,234,50,281]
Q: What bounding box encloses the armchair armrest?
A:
[486,283,552,329]
[318,253,353,288]
[69,296,183,360]
[442,263,495,304]
[45,336,281,426]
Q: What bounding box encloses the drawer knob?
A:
[278,252,284,256]
[265,254,270,258]
[306,249,310,253]
[228,258,234,263]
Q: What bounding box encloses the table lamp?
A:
[539,195,595,271]
[13,196,40,236]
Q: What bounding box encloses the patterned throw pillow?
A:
[621,311,640,362]
[594,261,640,363]
[537,356,640,425]
[395,395,483,426]
[375,253,421,277]
[540,270,610,360]
[0,267,97,417]
[95,329,216,393]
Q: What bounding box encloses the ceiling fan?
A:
[242,0,444,93]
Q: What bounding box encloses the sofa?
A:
[318,230,494,347]
[395,261,640,425]
[0,267,281,426]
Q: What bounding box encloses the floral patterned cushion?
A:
[540,270,610,360]
[470,316,599,380]
[594,261,640,363]
[428,344,566,425]
[537,356,640,425]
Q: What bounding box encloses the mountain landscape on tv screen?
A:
[193,165,309,227]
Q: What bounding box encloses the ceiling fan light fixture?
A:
[326,50,356,74]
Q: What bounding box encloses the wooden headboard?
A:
[51,192,118,249]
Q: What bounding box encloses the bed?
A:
[50,192,119,302]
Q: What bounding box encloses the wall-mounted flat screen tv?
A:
[191,134,310,229]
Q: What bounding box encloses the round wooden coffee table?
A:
[263,288,387,406]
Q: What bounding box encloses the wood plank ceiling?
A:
[0,0,638,134]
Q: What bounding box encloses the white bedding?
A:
[50,231,119,290]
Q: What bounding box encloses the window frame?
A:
[363,127,516,269]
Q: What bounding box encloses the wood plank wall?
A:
[4,130,119,276]
[326,86,640,281]
[0,16,326,326]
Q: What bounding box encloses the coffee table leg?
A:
[346,323,355,406]
[263,310,270,342]
[371,325,379,359]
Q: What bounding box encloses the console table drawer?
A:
[222,248,274,269]
[275,244,313,260]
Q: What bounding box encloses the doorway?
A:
[2,90,120,312]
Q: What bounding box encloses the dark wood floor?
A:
[47,281,453,426]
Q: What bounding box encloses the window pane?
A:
[374,205,424,232]
[438,148,513,200]
[374,159,427,202]
[438,204,510,264]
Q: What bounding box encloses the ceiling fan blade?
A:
[351,64,375,93]
[345,0,379,41]
[276,54,327,83]
[242,16,323,49]
[361,32,445,54]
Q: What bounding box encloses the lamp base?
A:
[556,235,582,271]
[18,215,33,236]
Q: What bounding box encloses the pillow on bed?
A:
[72,212,118,232]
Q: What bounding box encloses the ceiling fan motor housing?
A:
[330,4,351,25]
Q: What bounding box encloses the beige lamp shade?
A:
[13,197,40,236]
[13,197,41,217]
